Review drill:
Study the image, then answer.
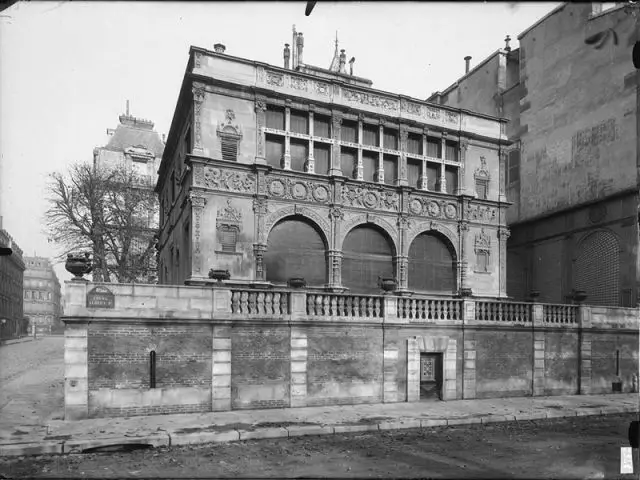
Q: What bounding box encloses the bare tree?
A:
[44,162,159,283]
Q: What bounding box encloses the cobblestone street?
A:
[0,413,637,479]
[0,337,65,427]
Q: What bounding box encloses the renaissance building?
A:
[157,32,511,297]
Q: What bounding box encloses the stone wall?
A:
[62,281,639,420]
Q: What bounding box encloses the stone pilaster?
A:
[463,339,477,399]
[356,119,364,180]
[253,244,267,281]
[396,215,410,292]
[377,123,385,183]
[458,221,470,292]
[578,305,592,394]
[406,337,420,402]
[398,127,409,187]
[533,332,545,396]
[458,139,469,195]
[443,339,458,400]
[64,322,89,421]
[383,347,399,402]
[305,110,315,173]
[420,131,429,190]
[290,328,307,407]
[327,250,343,290]
[329,113,342,176]
[255,98,267,164]
[282,106,291,170]
[439,133,447,193]
[498,150,508,202]
[212,325,231,411]
[498,227,510,297]
[189,192,207,279]
[192,84,205,156]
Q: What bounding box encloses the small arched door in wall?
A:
[264,216,328,287]
[342,225,395,294]
[574,230,620,306]
[407,232,456,294]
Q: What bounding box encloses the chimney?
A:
[214,43,226,54]
[504,35,512,52]
[126,99,130,116]
[284,43,291,69]
[339,49,347,73]
[349,57,355,76]
[464,56,472,74]
[296,32,304,65]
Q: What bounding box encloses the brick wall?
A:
[474,330,533,398]
[230,326,291,409]
[305,326,383,406]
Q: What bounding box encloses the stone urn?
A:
[287,277,307,289]
[379,277,397,293]
[208,269,230,282]
[573,290,588,304]
[65,253,92,281]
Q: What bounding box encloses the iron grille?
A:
[574,230,620,306]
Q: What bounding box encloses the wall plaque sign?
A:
[86,286,115,309]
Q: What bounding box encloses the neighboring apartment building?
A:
[93,105,165,283]
[0,217,26,340]
[23,256,62,335]
[429,2,639,306]
[156,35,510,297]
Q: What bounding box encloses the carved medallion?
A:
[445,204,457,219]
[409,198,423,215]
[268,179,286,197]
[427,201,440,217]
[292,182,308,200]
[312,185,330,202]
[363,191,379,209]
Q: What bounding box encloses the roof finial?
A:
[329,31,341,72]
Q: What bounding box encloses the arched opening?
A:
[265,216,327,286]
[574,230,620,306]
[408,232,456,293]
[342,225,395,294]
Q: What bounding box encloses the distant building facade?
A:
[93,105,165,283]
[23,256,62,335]
[156,35,510,296]
[0,217,26,340]
[430,2,639,307]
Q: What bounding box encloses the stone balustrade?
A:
[63,281,639,331]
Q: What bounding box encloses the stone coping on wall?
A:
[62,281,640,332]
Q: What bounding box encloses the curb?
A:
[1,406,638,457]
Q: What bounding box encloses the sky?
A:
[0,1,561,291]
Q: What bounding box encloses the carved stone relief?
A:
[199,167,256,193]
[337,213,399,253]
[261,204,331,246]
[192,84,206,151]
[290,76,308,91]
[266,71,284,87]
[407,195,458,220]
[340,184,399,212]
[466,204,498,223]
[266,177,331,203]
[342,88,400,113]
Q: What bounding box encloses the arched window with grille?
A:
[574,229,620,306]
[342,225,395,294]
[407,232,456,293]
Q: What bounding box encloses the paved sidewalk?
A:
[0,337,36,347]
[0,393,637,457]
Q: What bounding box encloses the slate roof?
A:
[104,115,165,158]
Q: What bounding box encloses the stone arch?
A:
[337,213,399,255]
[405,221,459,259]
[573,228,621,306]
[406,228,458,293]
[261,204,331,248]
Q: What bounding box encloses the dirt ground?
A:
[0,337,64,425]
[1,413,638,479]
